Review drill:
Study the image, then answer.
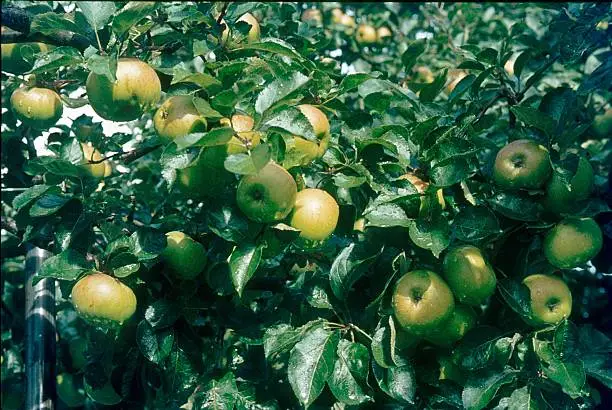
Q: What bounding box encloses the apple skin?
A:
[523,274,572,326]
[425,305,477,346]
[493,139,552,190]
[86,58,161,122]
[222,13,261,45]
[289,188,339,241]
[10,87,63,129]
[377,26,393,42]
[356,24,378,44]
[592,108,612,138]
[213,114,261,157]
[71,273,137,326]
[236,162,298,223]
[301,8,322,24]
[154,95,207,142]
[162,231,207,280]
[80,142,107,179]
[544,156,594,215]
[1,42,49,74]
[284,104,330,168]
[392,270,455,335]
[442,245,497,306]
[544,217,603,269]
[445,69,468,94]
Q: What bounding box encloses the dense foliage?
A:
[1,2,611,409]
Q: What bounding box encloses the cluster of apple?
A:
[301,7,393,44]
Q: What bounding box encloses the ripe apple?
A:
[339,14,356,30]
[10,87,63,129]
[592,108,612,138]
[1,42,49,74]
[222,13,261,45]
[493,139,551,190]
[523,274,572,326]
[392,270,455,334]
[284,104,330,168]
[162,231,207,280]
[71,272,137,326]
[377,26,393,42]
[154,95,207,142]
[425,305,477,346]
[413,66,434,84]
[442,245,497,306]
[236,162,298,223]
[86,58,161,122]
[57,373,86,408]
[544,155,594,214]
[79,142,107,179]
[177,148,235,198]
[215,114,261,156]
[504,56,516,76]
[544,217,603,269]
[301,8,322,24]
[289,188,339,241]
[331,8,344,24]
[356,24,378,44]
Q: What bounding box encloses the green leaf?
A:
[174,127,234,150]
[510,106,555,136]
[84,380,122,405]
[371,361,416,404]
[462,367,518,410]
[77,1,116,30]
[207,205,250,243]
[30,46,84,73]
[401,40,426,71]
[263,320,324,360]
[30,12,81,36]
[87,54,117,83]
[224,144,271,175]
[255,71,309,115]
[328,340,372,405]
[408,217,450,258]
[144,299,181,329]
[36,249,93,283]
[112,2,158,37]
[262,106,317,142]
[171,72,222,94]
[229,243,263,297]
[192,97,223,120]
[288,327,340,407]
[371,316,400,368]
[533,339,586,398]
[498,279,534,322]
[30,191,73,217]
[508,386,543,410]
[136,321,174,364]
[419,70,448,103]
[129,229,166,262]
[452,206,502,243]
[448,74,476,102]
[195,373,238,410]
[237,39,307,63]
[108,252,140,278]
[578,325,612,388]
[12,185,53,212]
[338,73,377,94]
[329,242,383,300]
[487,192,544,222]
[365,203,412,228]
[457,326,521,370]
[512,50,531,78]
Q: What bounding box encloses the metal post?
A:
[24,245,55,410]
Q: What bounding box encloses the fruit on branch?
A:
[208,114,261,159]
[544,217,603,269]
[301,8,322,24]
[284,104,330,168]
[10,87,63,129]
[71,273,137,326]
[222,13,261,45]
[442,245,497,306]
[236,162,298,223]
[493,139,551,190]
[356,24,377,44]
[377,26,393,42]
[289,188,339,241]
[162,231,207,280]
[79,142,107,179]
[154,95,207,142]
[425,305,477,346]
[544,155,594,214]
[86,58,161,122]
[1,42,49,74]
[392,269,455,334]
[413,66,434,84]
[523,274,572,326]
[592,108,612,138]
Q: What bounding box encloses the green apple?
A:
[57,373,86,408]
[284,104,331,168]
[162,231,207,279]
[523,274,572,326]
[1,42,49,74]
[392,270,455,334]
[544,217,603,269]
[71,273,137,326]
[424,305,477,346]
[153,95,207,142]
[236,162,298,223]
[592,108,612,138]
[289,188,339,241]
[86,58,161,122]
[442,245,497,306]
[544,155,594,214]
[493,139,551,190]
[10,87,63,129]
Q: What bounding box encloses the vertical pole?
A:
[24,245,56,410]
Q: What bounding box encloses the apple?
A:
[71,272,137,326]
[446,69,468,94]
[1,42,49,74]
[57,373,86,408]
[154,95,207,142]
[493,139,551,190]
[216,114,261,156]
[86,58,161,122]
[356,24,378,44]
[331,8,344,24]
[10,87,63,129]
[162,231,207,280]
[236,162,298,223]
[301,8,322,24]
[442,245,497,306]
[392,269,455,334]
[339,14,356,30]
[544,217,603,269]
[544,155,594,214]
[79,142,107,179]
[413,66,434,84]
[424,305,477,346]
[504,55,516,76]
[289,188,339,241]
[284,104,330,168]
[177,148,235,198]
[592,108,612,138]
[377,26,393,42]
[222,13,261,45]
[523,274,572,326]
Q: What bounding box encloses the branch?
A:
[216,2,230,25]
[87,144,162,165]
[1,5,91,51]
[474,93,504,124]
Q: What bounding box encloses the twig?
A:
[217,2,230,25]
[87,144,162,165]
[474,93,504,124]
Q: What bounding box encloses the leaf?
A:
[578,325,612,388]
[498,279,534,322]
[288,327,339,407]
[229,243,263,296]
[510,106,555,136]
[12,185,53,212]
[365,203,412,228]
[554,320,580,359]
[30,12,81,36]
[195,373,238,410]
[262,106,317,142]
[452,206,502,243]
[129,229,166,261]
[87,54,117,83]
[462,367,518,410]
[224,144,271,175]
[85,380,122,405]
[35,249,93,284]
[408,217,450,258]
[77,1,116,30]
[338,73,377,94]
[255,71,309,115]
[263,320,324,360]
[533,339,586,398]
[112,2,158,37]
[329,242,383,300]
[328,340,372,405]
[207,205,250,243]
[30,46,84,73]
[448,74,476,102]
[136,321,174,364]
[371,361,416,404]
[237,39,307,63]
[144,299,181,329]
[487,192,544,222]
[508,386,543,410]
[371,316,400,368]
[457,326,521,370]
[108,252,140,278]
[513,50,531,78]
[401,40,426,71]
[173,127,234,150]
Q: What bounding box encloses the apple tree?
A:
[1,2,612,409]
